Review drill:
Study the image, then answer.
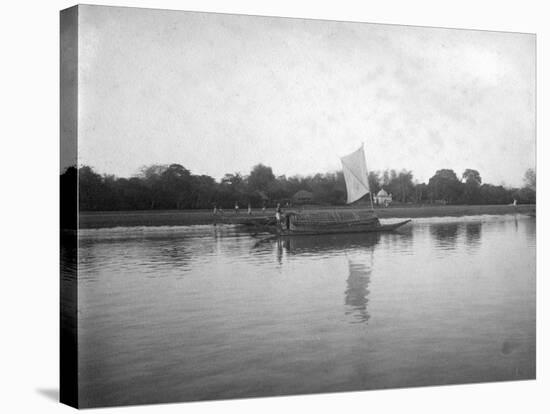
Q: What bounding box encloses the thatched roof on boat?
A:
[290,210,377,225]
[292,190,314,203]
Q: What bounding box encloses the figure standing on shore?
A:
[247,203,252,215]
[262,202,266,213]
[234,202,239,215]
[213,204,218,215]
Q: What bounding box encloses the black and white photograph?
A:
[2,1,548,413]
[58,3,539,409]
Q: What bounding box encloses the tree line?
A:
[62,163,536,211]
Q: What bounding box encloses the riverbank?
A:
[78,204,535,229]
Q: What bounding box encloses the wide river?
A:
[75,214,536,407]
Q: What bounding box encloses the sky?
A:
[74,5,535,187]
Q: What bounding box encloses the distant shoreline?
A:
[77,204,535,229]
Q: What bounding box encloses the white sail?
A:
[341,145,370,204]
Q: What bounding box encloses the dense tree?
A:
[462,169,482,204]
[381,170,391,187]
[387,170,415,203]
[218,172,247,207]
[161,164,193,209]
[138,164,169,209]
[524,168,536,190]
[413,182,428,203]
[309,172,346,204]
[248,164,276,193]
[462,169,482,185]
[478,184,510,205]
[191,175,217,208]
[221,173,244,188]
[367,171,381,195]
[513,186,536,204]
[78,166,107,210]
[428,169,462,204]
[72,163,536,211]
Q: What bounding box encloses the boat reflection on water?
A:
[274,232,380,324]
[277,232,380,256]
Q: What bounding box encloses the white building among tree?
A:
[374,189,393,206]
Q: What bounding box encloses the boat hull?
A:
[268,219,411,237]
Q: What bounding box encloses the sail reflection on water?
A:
[345,259,372,323]
[277,232,380,324]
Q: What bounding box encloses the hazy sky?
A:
[76,5,535,186]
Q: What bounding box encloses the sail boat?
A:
[340,143,372,205]
[255,144,411,236]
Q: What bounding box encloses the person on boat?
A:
[247,202,252,215]
[275,203,282,226]
[234,202,239,215]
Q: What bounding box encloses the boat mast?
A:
[362,142,375,213]
[368,189,375,213]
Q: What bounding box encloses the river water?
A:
[75,214,536,407]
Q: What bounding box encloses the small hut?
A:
[292,190,314,205]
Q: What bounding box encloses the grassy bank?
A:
[78,204,535,229]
